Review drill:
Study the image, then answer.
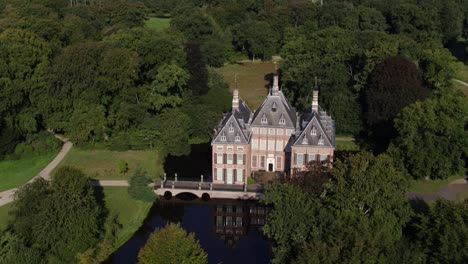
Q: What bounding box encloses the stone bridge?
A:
[154,178,263,200]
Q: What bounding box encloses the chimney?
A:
[232,88,239,110]
[312,90,319,112]
[272,74,279,96]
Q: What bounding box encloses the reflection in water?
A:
[107,197,271,264]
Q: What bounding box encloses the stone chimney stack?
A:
[312,90,319,112]
[232,88,239,110]
[272,74,279,96]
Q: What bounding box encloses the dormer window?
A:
[302,136,308,144]
[229,123,234,133]
[279,114,285,125]
[272,102,277,112]
[235,133,240,142]
[220,132,227,142]
[318,135,324,145]
[261,114,267,124]
[311,126,317,135]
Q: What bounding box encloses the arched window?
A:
[261,114,268,124]
[279,114,285,125]
[229,123,234,133]
[318,135,324,145]
[235,133,240,142]
[311,126,317,135]
[302,136,308,145]
[220,132,227,142]
[272,102,277,112]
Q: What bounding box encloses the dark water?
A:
[107,197,271,264]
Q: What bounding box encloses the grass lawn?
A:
[456,191,468,203]
[145,17,170,30]
[408,174,466,193]
[456,64,468,83]
[102,187,153,250]
[452,80,468,96]
[0,152,58,192]
[216,61,277,109]
[335,140,360,151]
[0,202,14,232]
[55,148,163,180]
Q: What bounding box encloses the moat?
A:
[107,197,271,264]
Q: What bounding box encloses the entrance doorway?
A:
[268,163,273,172]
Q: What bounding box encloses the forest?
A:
[0,0,467,263]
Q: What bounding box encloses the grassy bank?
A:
[0,202,14,232]
[145,17,170,30]
[216,61,276,109]
[103,187,153,250]
[335,140,359,151]
[408,175,465,193]
[0,152,58,192]
[55,148,163,180]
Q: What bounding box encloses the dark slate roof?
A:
[212,98,252,145]
[250,91,296,128]
[293,106,335,147]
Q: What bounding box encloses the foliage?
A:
[138,223,207,264]
[390,91,468,179]
[289,161,331,197]
[7,166,106,263]
[128,169,157,202]
[157,108,191,156]
[117,160,128,175]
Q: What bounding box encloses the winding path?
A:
[453,78,468,87]
[0,134,72,206]
[406,178,468,201]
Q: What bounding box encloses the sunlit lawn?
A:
[216,61,276,109]
[0,152,58,192]
[145,17,171,30]
[335,140,359,151]
[55,148,163,180]
[102,187,153,250]
[408,175,466,193]
[0,202,14,232]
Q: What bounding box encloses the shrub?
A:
[128,169,157,202]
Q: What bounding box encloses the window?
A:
[260,128,267,134]
[260,156,265,168]
[252,139,258,150]
[286,129,292,136]
[308,154,316,162]
[220,133,226,141]
[318,135,324,145]
[252,127,258,134]
[217,153,223,164]
[236,169,243,182]
[269,128,275,135]
[236,217,243,227]
[227,154,233,164]
[252,155,257,167]
[296,153,304,165]
[279,114,286,125]
[217,146,223,151]
[237,154,243,165]
[235,133,240,142]
[227,146,233,151]
[261,114,267,124]
[320,154,327,161]
[260,140,266,150]
[277,129,283,135]
[237,146,244,151]
[276,140,283,151]
[272,102,277,112]
[268,140,275,151]
[302,136,308,144]
[229,123,234,132]
[216,216,223,226]
[311,126,317,135]
[216,168,223,181]
[226,169,233,183]
[276,156,282,169]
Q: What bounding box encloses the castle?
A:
[211,74,335,184]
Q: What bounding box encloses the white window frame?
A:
[308,154,316,162]
[269,128,275,135]
[260,140,267,150]
[279,118,285,125]
[320,154,327,161]
[235,134,240,142]
[276,140,283,151]
[217,153,223,164]
[252,127,258,134]
[236,169,243,182]
[277,129,283,135]
[286,129,292,136]
[261,116,267,124]
[296,153,304,165]
[237,154,243,164]
[237,146,244,151]
[229,125,234,133]
[318,135,324,145]
[216,168,223,181]
[217,146,223,151]
[268,140,275,151]
[227,146,233,151]
[252,155,257,167]
[227,154,233,164]
[220,135,226,141]
[260,128,267,134]
[260,156,265,168]
[311,126,317,135]
[252,139,258,150]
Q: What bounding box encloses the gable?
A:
[212,114,250,145]
[251,92,296,127]
[293,115,333,147]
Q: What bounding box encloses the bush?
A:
[11,131,61,159]
[128,169,157,202]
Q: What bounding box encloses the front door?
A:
[226,169,233,184]
[268,163,273,172]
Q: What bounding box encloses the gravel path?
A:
[0,135,73,206]
[453,78,468,87]
[406,177,468,201]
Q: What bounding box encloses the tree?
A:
[149,63,189,111]
[138,223,207,264]
[185,42,209,96]
[364,55,427,152]
[117,160,129,175]
[288,160,331,197]
[419,48,462,90]
[389,91,468,179]
[128,169,157,202]
[157,108,191,156]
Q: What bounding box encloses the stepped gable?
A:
[293,105,335,147]
[212,97,252,144]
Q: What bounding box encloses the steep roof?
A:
[250,91,296,128]
[293,106,335,148]
[212,98,252,145]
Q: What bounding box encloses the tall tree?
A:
[138,223,207,264]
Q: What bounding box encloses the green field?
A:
[335,140,360,151]
[55,148,163,180]
[145,17,171,30]
[216,61,277,109]
[456,191,468,203]
[456,64,468,83]
[0,202,14,232]
[408,174,466,193]
[103,187,153,250]
[0,152,58,192]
